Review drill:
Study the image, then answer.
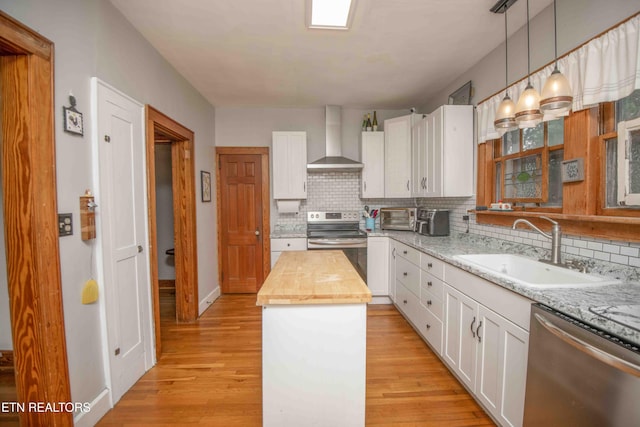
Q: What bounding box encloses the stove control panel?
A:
[307,211,360,222]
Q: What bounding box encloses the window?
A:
[492,119,564,207]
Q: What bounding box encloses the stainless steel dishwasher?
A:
[523,304,640,426]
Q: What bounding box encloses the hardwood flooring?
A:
[98,294,494,426]
[0,366,18,426]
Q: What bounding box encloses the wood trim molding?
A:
[0,12,73,426]
[145,106,199,361]
[215,147,271,291]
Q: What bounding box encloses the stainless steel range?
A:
[307,211,367,281]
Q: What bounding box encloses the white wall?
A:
[0,159,10,350]
[423,0,640,112]
[154,145,176,280]
[0,0,217,415]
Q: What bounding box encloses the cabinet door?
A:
[425,108,442,197]
[411,116,427,197]
[441,105,473,197]
[384,115,412,198]
[272,132,307,199]
[366,237,389,296]
[361,132,385,198]
[443,284,478,391]
[388,240,397,302]
[477,306,528,427]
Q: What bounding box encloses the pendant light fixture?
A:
[515,0,542,128]
[494,4,517,131]
[540,0,572,114]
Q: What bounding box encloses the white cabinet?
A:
[361,132,385,198]
[429,105,474,197]
[411,114,429,197]
[443,270,530,427]
[388,240,397,302]
[270,237,306,268]
[384,114,413,198]
[272,132,307,199]
[366,237,389,297]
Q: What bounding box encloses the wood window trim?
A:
[476,108,640,243]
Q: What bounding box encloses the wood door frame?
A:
[215,147,271,292]
[145,106,198,360]
[0,11,73,425]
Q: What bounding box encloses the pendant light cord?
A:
[504,6,509,88]
[526,0,531,83]
[553,0,558,68]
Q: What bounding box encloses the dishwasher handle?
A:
[533,312,640,378]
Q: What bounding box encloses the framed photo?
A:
[448,80,473,105]
[561,158,585,183]
[201,171,211,202]
[63,106,83,135]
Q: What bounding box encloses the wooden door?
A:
[219,154,266,293]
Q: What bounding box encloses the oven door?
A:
[307,238,367,282]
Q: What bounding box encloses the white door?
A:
[94,79,152,403]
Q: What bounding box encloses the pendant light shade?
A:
[540,0,572,114]
[494,4,517,131]
[515,0,542,128]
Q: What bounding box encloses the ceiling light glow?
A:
[310,0,353,28]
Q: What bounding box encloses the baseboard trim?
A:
[198,286,221,315]
[369,296,392,305]
[73,388,111,427]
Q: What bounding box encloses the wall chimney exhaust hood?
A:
[307,105,364,172]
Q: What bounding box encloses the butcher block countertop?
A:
[257,250,372,306]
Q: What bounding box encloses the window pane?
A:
[548,119,564,147]
[616,89,640,122]
[544,149,563,206]
[504,154,543,199]
[523,123,544,151]
[495,162,502,202]
[630,129,640,194]
[502,129,519,155]
[605,137,618,207]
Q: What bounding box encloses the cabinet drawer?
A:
[396,242,420,266]
[420,308,443,355]
[420,290,443,321]
[420,272,444,301]
[420,253,445,280]
[271,238,307,251]
[395,280,418,320]
[395,256,420,297]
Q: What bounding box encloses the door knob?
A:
[255,229,260,236]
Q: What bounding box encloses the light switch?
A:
[58,213,73,236]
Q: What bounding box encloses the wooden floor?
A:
[98,294,494,426]
[0,366,18,426]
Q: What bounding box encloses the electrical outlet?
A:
[58,213,73,236]
[463,215,470,221]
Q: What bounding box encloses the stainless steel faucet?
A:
[512,217,562,265]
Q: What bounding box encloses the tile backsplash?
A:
[273,172,640,269]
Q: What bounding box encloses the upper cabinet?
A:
[272,131,307,199]
[384,114,413,198]
[412,105,474,198]
[361,131,385,198]
[432,105,474,197]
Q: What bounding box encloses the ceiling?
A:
[110,0,553,109]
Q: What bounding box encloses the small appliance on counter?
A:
[415,208,450,236]
[379,207,417,231]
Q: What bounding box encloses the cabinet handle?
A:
[427,281,433,287]
[403,250,408,255]
[287,243,290,247]
[470,316,476,338]
[304,182,306,192]
[426,324,431,330]
[364,181,367,192]
[407,180,410,190]
[427,262,433,268]
[403,299,407,305]
[392,248,396,259]
[427,300,432,306]
[403,272,408,276]
[477,321,483,343]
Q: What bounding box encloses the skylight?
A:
[308,0,355,29]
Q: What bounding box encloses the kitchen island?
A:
[257,250,372,427]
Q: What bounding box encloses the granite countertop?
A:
[271,226,307,239]
[369,229,640,347]
[257,250,371,306]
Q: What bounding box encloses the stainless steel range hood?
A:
[307,105,364,172]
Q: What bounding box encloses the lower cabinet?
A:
[388,240,397,302]
[270,237,307,268]
[443,282,529,427]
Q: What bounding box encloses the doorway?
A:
[145,106,199,360]
[215,147,271,293]
[0,10,72,426]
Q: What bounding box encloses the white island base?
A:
[262,303,367,427]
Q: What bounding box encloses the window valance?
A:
[477,13,640,143]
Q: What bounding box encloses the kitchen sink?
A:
[453,254,619,288]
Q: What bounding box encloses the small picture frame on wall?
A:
[63,106,83,135]
[201,171,211,202]
[561,158,585,183]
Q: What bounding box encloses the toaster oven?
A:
[379,207,417,231]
